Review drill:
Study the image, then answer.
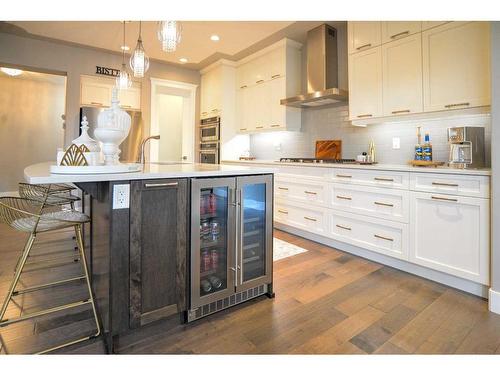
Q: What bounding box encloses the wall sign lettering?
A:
[95,66,120,77]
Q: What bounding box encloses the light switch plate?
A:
[392,137,401,150]
[113,184,130,209]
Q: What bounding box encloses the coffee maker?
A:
[447,126,485,169]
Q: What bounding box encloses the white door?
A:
[382,33,423,116]
[422,21,491,112]
[410,191,490,284]
[348,22,382,54]
[348,47,383,120]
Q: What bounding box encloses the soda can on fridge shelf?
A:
[210,249,219,269]
[210,220,220,240]
[201,250,211,272]
[209,193,217,214]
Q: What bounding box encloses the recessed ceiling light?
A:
[1,67,23,76]
[210,35,220,42]
[179,58,188,63]
[121,45,130,51]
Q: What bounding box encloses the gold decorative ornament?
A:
[60,144,89,166]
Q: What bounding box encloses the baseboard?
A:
[489,289,500,314]
[275,222,489,298]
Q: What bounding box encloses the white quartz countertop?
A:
[24,162,276,184]
[222,159,491,176]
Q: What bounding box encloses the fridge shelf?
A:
[243,255,261,264]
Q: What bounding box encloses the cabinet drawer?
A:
[410,173,490,198]
[329,183,409,223]
[274,199,327,236]
[330,168,409,189]
[275,177,327,206]
[329,210,408,260]
[410,191,489,284]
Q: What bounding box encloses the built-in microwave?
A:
[199,142,219,164]
[200,116,220,142]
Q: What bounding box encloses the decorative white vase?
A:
[94,88,131,165]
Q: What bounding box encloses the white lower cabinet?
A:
[275,177,327,206]
[274,199,328,237]
[410,191,490,284]
[329,183,409,223]
[329,210,409,260]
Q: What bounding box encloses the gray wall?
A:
[490,22,500,296]
[0,31,200,148]
[250,104,491,164]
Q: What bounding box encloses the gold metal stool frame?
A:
[0,186,101,354]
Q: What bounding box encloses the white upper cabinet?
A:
[348,47,383,120]
[382,33,423,116]
[80,75,141,110]
[381,21,421,43]
[348,22,382,54]
[422,21,491,112]
[235,39,302,133]
[200,66,223,117]
[421,21,449,31]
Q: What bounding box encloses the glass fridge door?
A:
[236,175,273,291]
[191,178,236,308]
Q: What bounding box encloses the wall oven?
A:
[199,116,220,142]
[199,142,219,164]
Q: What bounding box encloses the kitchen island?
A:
[24,162,275,353]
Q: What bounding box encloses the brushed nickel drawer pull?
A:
[304,191,317,195]
[374,177,394,182]
[121,105,131,108]
[304,216,317,222]
[431,196,458,202]
[391,109,410,114]
[278,209,288,214]
[336,195,352,200]
[336,224,351,231]
[91,101,103,106]
[256,79,265,84]
[211,109,218,112]
[374,201,394,207]
[239,128,248,131]
[357,114,372,118]
[270,124,281,128]
[432,182,459,187]
[277,187,289,191]
[271,74,281,79]
[336,174,352,178]
[374,234,394,242]
[444,102,470,108]
[144,182,178,188]
[201,111,208,114]
[256,126,264,129]
[390,30,410,39]
[356,43,372,50]
[240,85,248,89]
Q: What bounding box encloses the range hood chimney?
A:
[281,24,348,108]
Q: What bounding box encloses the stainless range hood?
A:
[281,24,348,108]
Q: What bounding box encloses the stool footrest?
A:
[0,299,92,327]
[12,275,86,296]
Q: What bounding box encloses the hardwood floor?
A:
[1,223,500,354]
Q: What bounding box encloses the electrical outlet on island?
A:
[113,184,130,209]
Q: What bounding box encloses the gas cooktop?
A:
[279,158,357,164]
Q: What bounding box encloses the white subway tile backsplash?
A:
[249,104,491,165]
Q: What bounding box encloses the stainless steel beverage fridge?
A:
[188,174,273,321]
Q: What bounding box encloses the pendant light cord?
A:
[139,21,142,41]
[122,21,126,65]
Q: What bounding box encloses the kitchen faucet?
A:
[138,135,160,165]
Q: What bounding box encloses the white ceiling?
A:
[8,21,299,68]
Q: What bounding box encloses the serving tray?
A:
[50,163,142,174]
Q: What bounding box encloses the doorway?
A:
[0,65,66,194]
[150,78,197,162]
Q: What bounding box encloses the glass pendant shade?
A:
[130,21,150,78]
[116,63,132,89]
[157,21,182,52]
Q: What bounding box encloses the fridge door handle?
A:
[228,187,237,206]
[237,188,244,286]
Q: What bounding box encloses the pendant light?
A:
[129,21,149,78]
[116,21,132,89]
[157,21,182,52]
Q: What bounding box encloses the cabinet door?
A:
[382,33,423,116]
[190,177,236,308]
[80,81,112,107]
[235,175,273,292]
[381,21,421,43]
[348,47,383,120]
[422,22,490,112]
[129,179,188,328]
[421,21,449,31]
[270,76,286,129]
[348,21,382,54]
[254,81,271,130]
[410,191,489,284]
[118,86,141,110]
[269,47,285,80]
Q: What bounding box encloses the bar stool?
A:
[19,182,80,209]
[0,190,100,354]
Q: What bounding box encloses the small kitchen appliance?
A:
[447,126,485,169]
